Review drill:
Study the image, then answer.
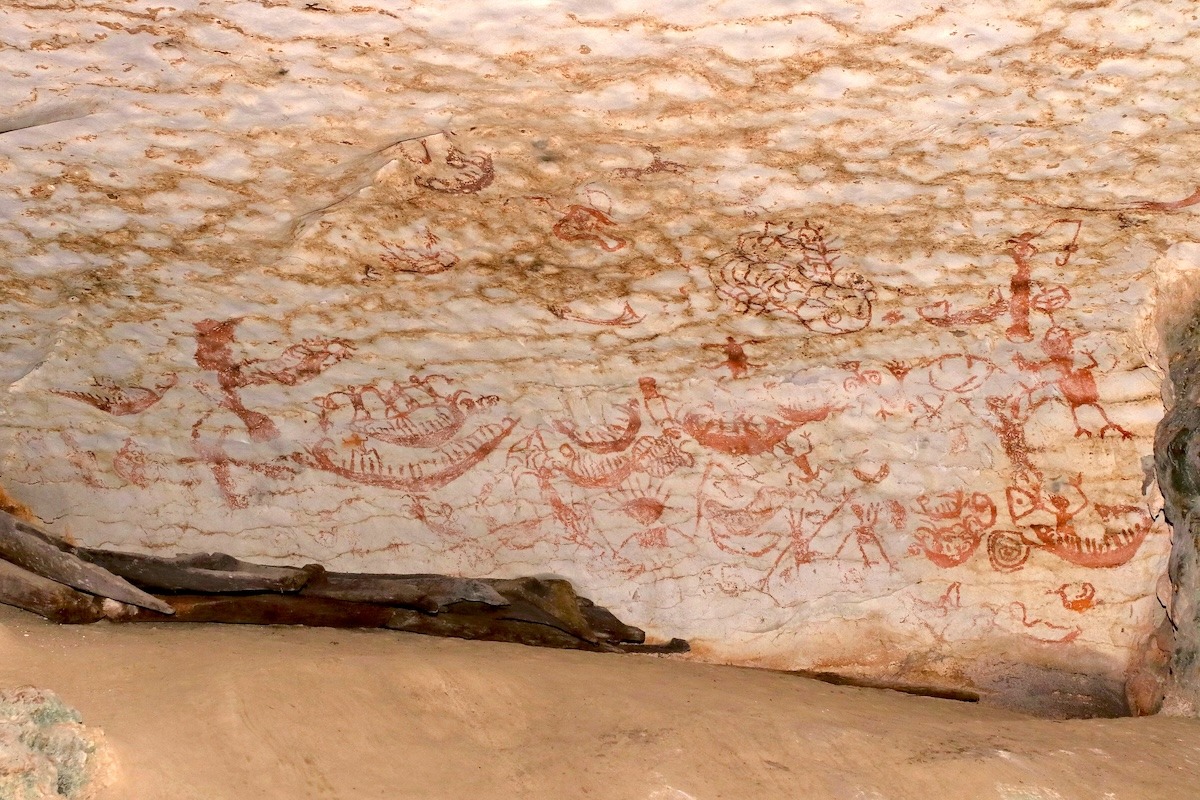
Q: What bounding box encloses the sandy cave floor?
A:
[2,606,1199,800]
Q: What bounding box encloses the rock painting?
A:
[53,374,178,416]
[304,377,518,492]
[505,393,694,572]
[405,138,496,196]
[918,219,1078,343]
[31,218,1158,621]
[1014,326,1132,440]
[54,320,517,513]
[1001,478,1154,570]
[911,491,997,569]
[376,230,460,275]
[0,0,1183,709]
[612,146,689,181]
[548,301,644,327]
[1050,582,1097,612]
[193,318,355,443]
[703,337,762,380]
[528,190,629,252]
[711,222,875,334]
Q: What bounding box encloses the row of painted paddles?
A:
[0,509,686,653]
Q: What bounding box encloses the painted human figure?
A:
[637,377,673,426]
[704,336,763,379]
[1000,225,1073,343]
[980,387,1048,481]
[193,318,354,442]
[1042,476,1088,535]
[835,502,897,570]
[1014,326,1132,439]
[917,219,1078,343]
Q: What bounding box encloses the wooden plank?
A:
[483,577,597,643]
[105,594,394,628]
[75,548,318,594]
[0,510,174,614]
[0,508,680,652]
[0,558,105,624]
[301,571,506,611]
[386,606,620,652]
[576,597,646,644]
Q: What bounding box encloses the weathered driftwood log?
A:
[300,570,508,611]
[382,577,658,651]
[483,577,599,643]
[576,597,646,645]
[0,511,173,614]
[387,605,620,652]
[97,577,677,652]
[0,558,106,624]
[0,508,683,654]
[72,548,513,612]
[75,548,319,594]
[99,591,683,654]
[387,607,687,653]
[105,594,396,628]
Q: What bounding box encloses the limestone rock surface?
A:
[2,0,1198,711]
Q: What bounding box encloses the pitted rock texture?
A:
[1152,247,1200,716]
[1,0,1196,709]
[0,688,110,800]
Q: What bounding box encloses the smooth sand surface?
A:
[1,605,1197,800]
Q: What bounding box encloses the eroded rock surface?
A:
[0,688,110,800]
[2,0,1197,711]
[1151,245,1200,715]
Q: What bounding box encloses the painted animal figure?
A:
[54,373,178,416]
[1004,475,1153,569]
[1014,326,1132,439]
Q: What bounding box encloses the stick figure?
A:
[703,336,763,379]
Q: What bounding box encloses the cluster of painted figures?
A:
[40,210,1159,625]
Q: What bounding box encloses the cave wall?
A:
[2,0,1197,712]
[1151,243,1200,715]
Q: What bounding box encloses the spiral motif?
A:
[987,530,1032,572]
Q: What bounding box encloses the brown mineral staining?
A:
[0,485,34,523]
